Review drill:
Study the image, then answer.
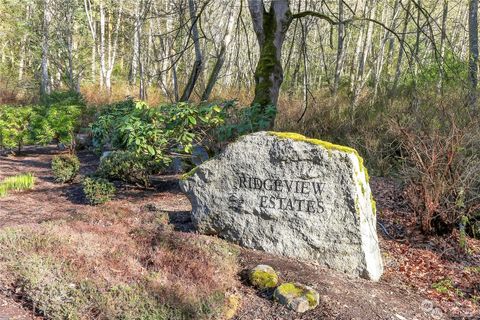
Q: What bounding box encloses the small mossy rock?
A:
[249,264,278,289]
[273,282,319,313]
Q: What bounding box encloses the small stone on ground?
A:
[273,282,320,313]
[249,264,279,289]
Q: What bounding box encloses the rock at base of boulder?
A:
[249,265,279,289]
[273,282,319,313]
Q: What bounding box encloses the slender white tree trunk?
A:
[438,0,448,93]
[41,0,51,96]
[105,0,123,92]
[129,2,140,85]
[84,0,97,82]
[99,0,106,88]
[333,0,345,96]
[469,0,479,108]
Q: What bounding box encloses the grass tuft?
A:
[0,173,35,198]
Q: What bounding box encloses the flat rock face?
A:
[180,132,383,280]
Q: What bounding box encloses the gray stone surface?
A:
[180,131,383,280]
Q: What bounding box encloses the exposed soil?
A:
[0,146,478,320]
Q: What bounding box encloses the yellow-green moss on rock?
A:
[370,194,377,215]
[268,132,370,183]
[180,167,198,181]
[273,282,320,313]
[249,264,279,289]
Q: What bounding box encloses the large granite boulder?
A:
[180,132,383,280]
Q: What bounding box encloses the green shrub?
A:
[0,173,36,197]
[0,105,33,152]
[91,99,225,167]
[0,92,83,152]
[42,90,85,107]
[96,151,161,187]
[82,177,116,205]
[216,101,277,141]
[90,99,138,150]
[30,104,83,147]
[51,154,80,183]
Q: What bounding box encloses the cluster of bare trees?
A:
[0,0,479,108]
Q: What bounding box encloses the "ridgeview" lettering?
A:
[237,174,325,196]
[236,174,326,214]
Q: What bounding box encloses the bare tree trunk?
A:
[0,43,5,65]
[105,0,123,92]
[374,0,400,98]
[18,35,27,81]
[63,2,78,92]
[167,1,178,100]
[18,5,31,82]
[469,0,479,109]
[84,0,96,82]
[180,0,203,102]
[392,0,411,95]
[67,30,75,91]
[438,0,448,94]
[300,20,308,121]
[40,0,51,97]
[99,0,106,88]
[201,45,225,101]
[172,64,179,102]
[129,2,140,85]
[411,0,422,98]
[333,0,345,96]
[152,1,168,97]
[350,1,365,97]
[248,0,290,113]
[138,12,145,100]
[201,3,235,101]
[351,0,377,111]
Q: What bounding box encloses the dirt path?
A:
[0,146,476,319]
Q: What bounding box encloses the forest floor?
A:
[0,147,479,320]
